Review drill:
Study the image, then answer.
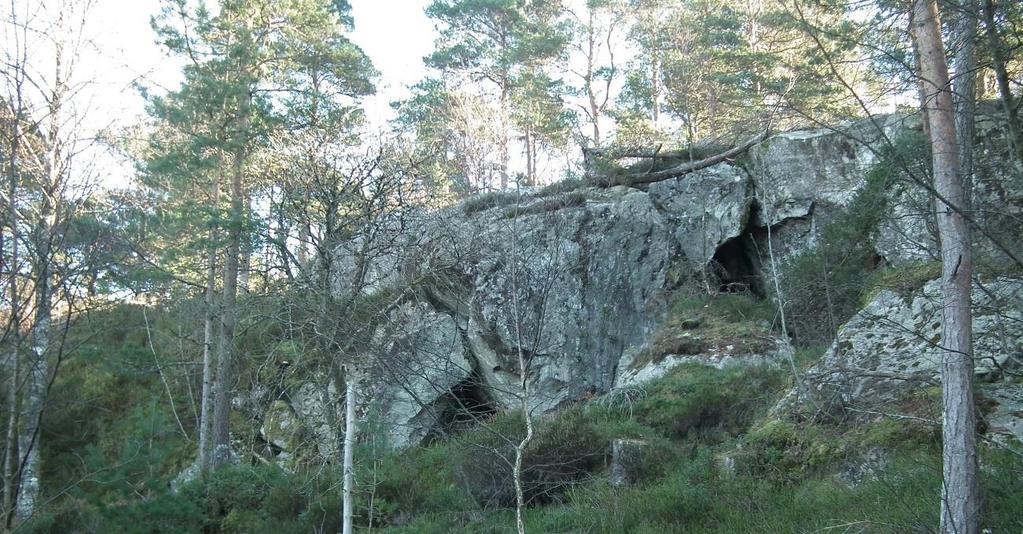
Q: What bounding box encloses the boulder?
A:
[367,303,472,448]
[290,382,340,457]
[610,439,650,487]
[775,276,1023,445]
[261,399,303,452]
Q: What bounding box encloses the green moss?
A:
[461,190,524,214]
[536,177,585,197]
[862,261,942,304]
[632,364,787,441]
[636,293,778,368]
[501,190,587,218]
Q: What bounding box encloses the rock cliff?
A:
[273,112,1022,450]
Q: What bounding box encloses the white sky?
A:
[350,0,437,125]
[13,0,615,190]
[32,0,439,189]
[87,0,437,123]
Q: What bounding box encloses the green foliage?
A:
[616,0,864,143]
[631,364,787,441]
[452,408,609,508]
[736,416,939,483]
[357,444,475,525]
[638,292,778,367]
[862,260,942,302]
[671,292,777,325]
[33,303,1023,532]
[780,130,930,346]
[391,444,1019,534]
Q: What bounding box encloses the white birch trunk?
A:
[341,372,356,534]
[15,280,49,523]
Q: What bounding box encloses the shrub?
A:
[453,408,609,509]
[632,364,786,441]
[861,260,941,303]
[779,130,929,346]
[358,444,474,526]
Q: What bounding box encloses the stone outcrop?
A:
[775,276,1023,445]
[311,113,1021,448]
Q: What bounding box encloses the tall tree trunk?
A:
[2,339,18,530]
[211,110,249,471]
[500,77,510,190]
[2,87,23,530]
[909,10,932,139]
[198,182,220,476]
[15,27,65,518]
[16,191,54,524]
[341,369,356,534]
[585,5,601,146]
[524,127,534,187]
[238,194,252,291]
[953,0,978,207]
[650,55,661,125]
[14,275,48,524]
[982,0,1023,166]
[912,1,980,532]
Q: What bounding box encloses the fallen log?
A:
[589,129,769,187]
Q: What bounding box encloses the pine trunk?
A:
[912,1,980,532]
[211,113,248,471]
[198,180,219,476]
[953,0,978,205]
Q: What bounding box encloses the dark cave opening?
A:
[709,202,767,299]
[426,370,498,442]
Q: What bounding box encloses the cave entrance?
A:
[427,370,497,442]
[709,202,767,299]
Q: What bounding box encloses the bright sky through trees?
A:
[48,0,437,189]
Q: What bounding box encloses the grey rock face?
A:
[615,341,787,389]
[836,447,890,487]
[311,113,1018,449]
[775,277,1023,445]
[610,438,650,487]
[290,382,340,457]
[367,303,472,448]
[747,115,918,264]
[458,188,682,413]
[647,163,752,266]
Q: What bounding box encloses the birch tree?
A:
[0,0,102,524]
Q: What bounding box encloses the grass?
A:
[29,302,1023,533]
[861,261,942,304]
[501,190,588,218]
[33,351,1023,534]
[461,190,524,214]
[634,292,779,369]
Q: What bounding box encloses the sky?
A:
[12,0,439,189]
[85,0,437,125]
[349,0,437,125]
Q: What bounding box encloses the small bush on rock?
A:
[453,408,609,509]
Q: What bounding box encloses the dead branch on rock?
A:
[588,129,769,187]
